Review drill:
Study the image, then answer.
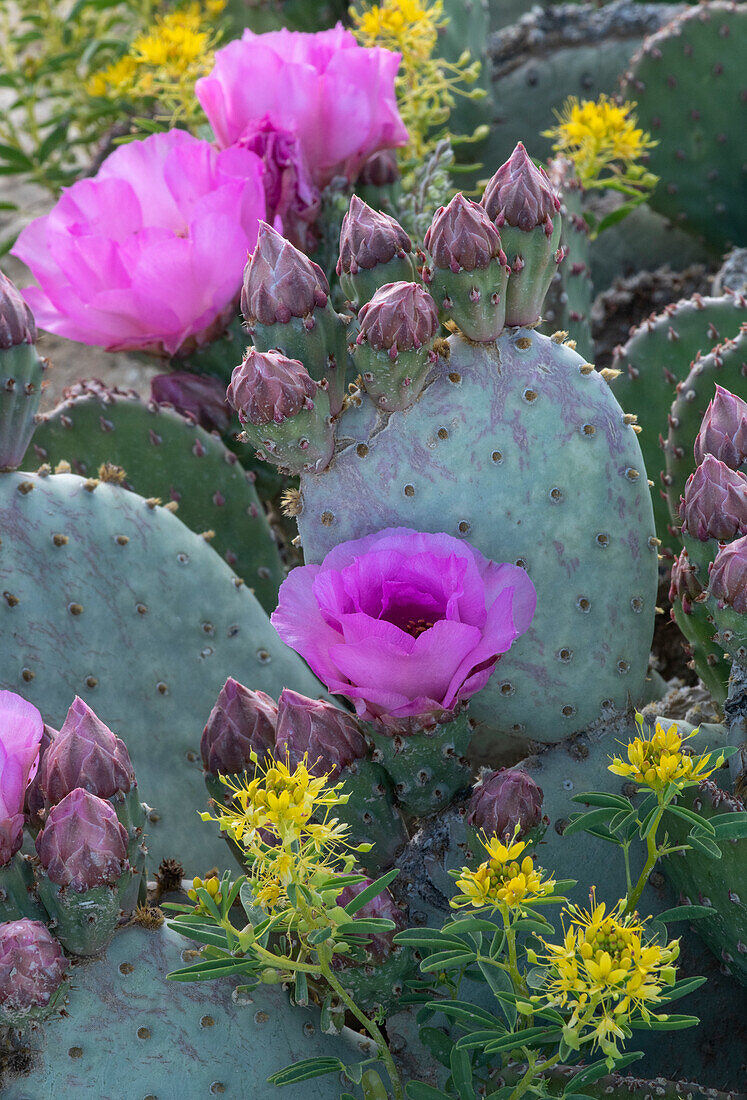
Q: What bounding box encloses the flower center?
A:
[403,617,435,638]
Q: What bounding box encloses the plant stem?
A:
[624,803,665,915]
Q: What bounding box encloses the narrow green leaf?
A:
[655,905,716,924]
[167,957,258,982]
[568,1051,643,1090]
[666,804,716,833]
[658,976,708,1004]
[308,926,332,945]
[418,1027,455,1067]
[294,970,308,1007]
[420,950,476,973]
[426,1000,506,1030]
[710,812,747,840]
[570,791,633,810]
[455,1029,507,1050]
[629,1014,699,1031]
[562,808,618,836]
[343,868,399,914]
[484,1026,561,1053]
[450,1046,476,1100]
[686,830,722,859]
[267,1057,345,1085]
[395,929,468,951]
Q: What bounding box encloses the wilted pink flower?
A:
[237,121,321,250]
[0,691,44,866]
[271,528,537,724]
[196,24,408,187]
[0,269,36,348]
[0,920,67,1024]
[12,130,266,355]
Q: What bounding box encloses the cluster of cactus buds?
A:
[338,195,415,309]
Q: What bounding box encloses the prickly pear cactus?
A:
[0,470,323,869]
[542,162,594,358]
[1,924,357,1099]
[28,382,285,614]
[621,1,747,251]
[610,293,747,540]
[298,330,658,752]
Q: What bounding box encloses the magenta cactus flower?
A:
[337,196,412,275]
[0,269,36,348]
[237,121,321,250]
[201,678,277,775]
[275,690,368,779]
[0,919,67,1024]
[12,130,266,355]
[195,24,408,187]
[709,535,747,614]
[40,697,135,806]
[150,372,232,435]
[36,788,129,892]
[679,454,747,542]
[0,691,44,866]
[424,193,506,273]
[481,142,560,235]
[357,282,439,354]
[467,768,544,840]
[271,527,537,723]
[693,384,747,470]
[241,221,329,327]
[227,349,319,426]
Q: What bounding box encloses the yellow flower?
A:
[451,834,555,910]
[187,874,222,911]
[84,55,138,97]
[543,95,656,187]
[609,715,724,794]
[535,893,679,1059]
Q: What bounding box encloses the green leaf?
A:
[570,791,633,810]
[568,1051,643,1090]
[666,804,716,833]
[609,809,639,835]
[343,868,399,914]
[484,1026,561,1053]
[294,970,308,1007]
[513,916,554,935]
[307,927,332,945]
[427,1000,506,1030]
[450,1046,476,1100]
[655,905,716,923]
[455,1029,507,1051]
[595,201,640,235]
[658,976,708,1004]
[638,806,660,840]
[418,1026,455,1068]
[395,929,469,951]
[630,1014,699,1031]
[0,144,33,171]
[477,961,517,1027]
[406,1084,453,1100]
[338,918,395,935]
[686,829,722,859]
[710,812,747,840]
[444,917,501,937]
[267,1057,345,1085]
[165,920,231,950]
[562,808,618,836]
[167,957,258,982]
[421,950,476,973]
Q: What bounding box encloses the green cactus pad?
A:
[336,757,410,873]
[0,470,323,870]
[36,877,130,958]
[663,326,747,527]
[0,855,46,923]
[542,170,593,359]
[1,924,360,1098]
[298,330,658,753]
[661,780,747,986]
[610,293,747,541]
[334,946,413,1015]
[27,383,284,614]
[0,343,47,472]
[621,1,747,251]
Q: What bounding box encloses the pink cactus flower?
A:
[0,691,44,866]
[12,130,266,355]
[196,25,408,187]
[271,528,537,723]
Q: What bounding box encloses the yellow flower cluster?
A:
[544,95,656,187]
[451,835,555,911]
[351,0,482,161]
[535,895,678,1059]
[202,756,353,913]
[85,1,225,128]
[609,717,724,794]
[187,874,222,910]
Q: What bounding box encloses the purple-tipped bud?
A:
[150,372,231,434]
[357,149,400,188]
[710,535,747,614]
[467,768,544,839]
[693,385,747,469]
[0,270,36,349]
[41,697,135,806]
[481,142,560,236]
[679,454,747,542]
[0,919,67,1020]
[227,349,319,426]
[201,677,277,775]
[357,282,439,353]
[669,548,703,614]
[241,221,329,326]
[24,723,57,828]
[337,196,412,275]
[275,690,367,780]
[36,788,129,891]
[335,878,406,963]
[424,193,506,273]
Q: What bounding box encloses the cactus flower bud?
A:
[357,149,400,187]
[36,788,129,891]
[227,349,334,473]
[355,282,440,412]
[679,455,747,542]
[709,535,747,614]
[201,677,277,775]
[0,270,36,349]
[482,142,560,234]
[337,197,415,310]
[41,697,135,806]
[0,919,67,1025]
[467,768,544,840]
[275,690,367,780]
[241,221,329,327]
[424,193,509,341]
[693,385,747,469]
[24,723,57,830]
[481,143,562,327]
[150,372,232,434]
[669,548,703,615]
